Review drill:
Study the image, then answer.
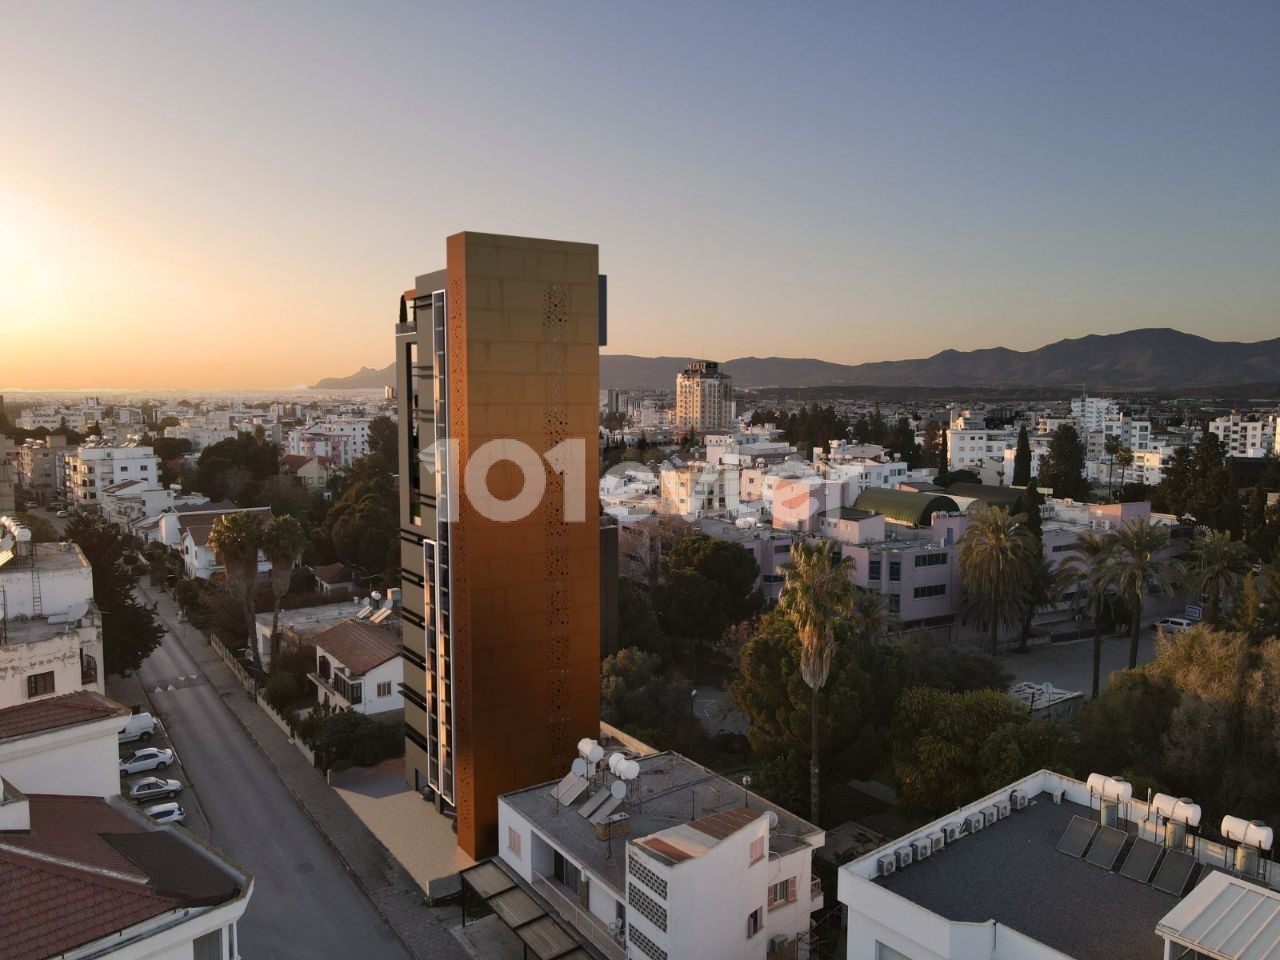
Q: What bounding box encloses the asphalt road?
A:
[1004,629,1160,697]
[137,630,409,960]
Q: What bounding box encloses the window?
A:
[749,835,765,864]
[377,681,393,698]
[888,560,901,582]
[27,671,55,699]
[868,559,881,580]
[747,906,763,938]
[888,595,900,615]
[768,877,798,908]
[914,552,947,567]
[507,827,521,858]
[192,929,222,960]
[913,584,947,599]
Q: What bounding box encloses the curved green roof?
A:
[852,488,961,526]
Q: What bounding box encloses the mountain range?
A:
[311,329,1280,392]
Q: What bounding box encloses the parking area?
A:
[108,674,212,838]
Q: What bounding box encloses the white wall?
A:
[0,630,100,708]
[0,714,128,798]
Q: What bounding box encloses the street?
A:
[136,616,411,960]
[1004,629,1160,696]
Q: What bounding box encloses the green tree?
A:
[957,507,1040,655]
[1012,426,1032,487]
[324,454,398,584]
[884,417,921,467]
[1103,435,1122,498]
[261,515,310,657]
[654,532,762,661]
[1015,482,1043,540]
[367,415,398,465]
[1186,529,1252,625]
[1232,565,1280,640]
[1103,519,1185,669]
[207,511,267,672]
[921,422,944,470]
[1038,424,1089,501]
[935,429,950,485]
[65,513,164,675]
[600,647,699,752]
[1114,445,1134,494]
[616,576,672,661]
[1060,530,1116,697]
[778,539,857,823]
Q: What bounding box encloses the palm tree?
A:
[957,507,1040,655]
[1187,528,1251,624]
[779,538,856,825]
[1019,555,1071,653]
[1060,530,1116,698]
[261,515,310,659]
[1114,445,1134,494]
[208,511,266,673]
[1104,435,1122,498]
[1103,518,1185,669]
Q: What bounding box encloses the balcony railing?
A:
[531,872,625,960]
[810,876,822,901]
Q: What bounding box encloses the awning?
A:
[1157,869,1280,960]
[460,859,600,960]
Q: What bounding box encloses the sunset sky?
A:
[2,2,1278,389]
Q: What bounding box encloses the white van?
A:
[119,713,156,743]
[1153,617,1195,634]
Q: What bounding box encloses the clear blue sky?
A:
[2,1,1277,387]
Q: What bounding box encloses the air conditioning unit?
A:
[982,805,999,826]
[995,799,1011,819]
[894,846,914,869]
[943,822,963,842]
[877,854,897,877]
[1011,790,1029,811]
[927,831,946,854]
[911,838,932,860]
[768,934,791,955]
[965,813,985,833]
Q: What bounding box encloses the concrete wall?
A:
[0,629,100,707]
[0,714,129,797]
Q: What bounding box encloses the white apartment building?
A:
[16,436,71,503]
[495,747,825,960]
[946,428,1015,470]
[163,418,238,451]
[164,506,272,580]
[64,440,159,511]
[1210,413,1275,458]
[675,360,733,434]
[839,768,1280,960]
[286,418,372,468]
[1101,413,1152,451]
[0,522,104,706]
[101,481,209,535]
[1069,394,1120,432]
[660,460,741,519]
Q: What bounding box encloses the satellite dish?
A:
[766,811,779,829]
[66,601,90,623]
[1041,682,1054,698]
[610,780,627,800]
[587,743,605,764]
[571,758,587,777]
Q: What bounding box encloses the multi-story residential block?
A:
[0,435,14,514]
[1070,393,1120,432]
[1210,412,1275,458]
[839,767,1280,960]
[396,232,604,858]
[493,748,825,960]
[100,481,208,535]
[0,521,104,705]
[675,360,733,435]
[660,460,742,518]
[286,417,372,468]
[64,439,159,512]
[309,619,403,716]
[163,418,238,451]
[946,427,1015,470]
[16,436,70,504]
[1101,413,1152,451]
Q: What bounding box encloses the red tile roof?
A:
[177,507,269,547]
[312,562,355,584]
[102,479,145,494]
[0,692,130,742]
[312,619,398,675]
[279,454,313,471]
[3,795,147,875]
[686,806,759,840]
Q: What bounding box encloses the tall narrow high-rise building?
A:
[396,232,604,858]
[675,359,732,434]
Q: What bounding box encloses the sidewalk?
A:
[137,583,467,960]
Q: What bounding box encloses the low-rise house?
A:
[0,691,130,797]
[161,506,272,580]
[310,619,403,716]
[280,453,339,490]
[495,748,825,960]
[312,561,358,595]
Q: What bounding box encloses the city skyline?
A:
[4,2,1279,389]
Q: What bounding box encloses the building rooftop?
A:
[851,488,961,526]
[503,751,822,895]
[0,794,247,960]
[875,796,1177,960]
[311,619,399,675]
[0,691,128,742]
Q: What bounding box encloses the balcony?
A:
[810,876,823,911]
[530,872,625,960]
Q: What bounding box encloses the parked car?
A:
[26,501,38,510]
[119,713,156,743]
[1153,617,1195,633]
[128,777,183,802]
[120,748,174,775]
[143,801,186,825]
[56,509,70,518]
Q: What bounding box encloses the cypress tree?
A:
[1012,426,1032,487]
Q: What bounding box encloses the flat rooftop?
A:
[0,542,91,574]
[503,751,821,895]
[876,797,1177,960]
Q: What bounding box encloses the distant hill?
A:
[311,364,395,390]
[311,329,1280,391]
